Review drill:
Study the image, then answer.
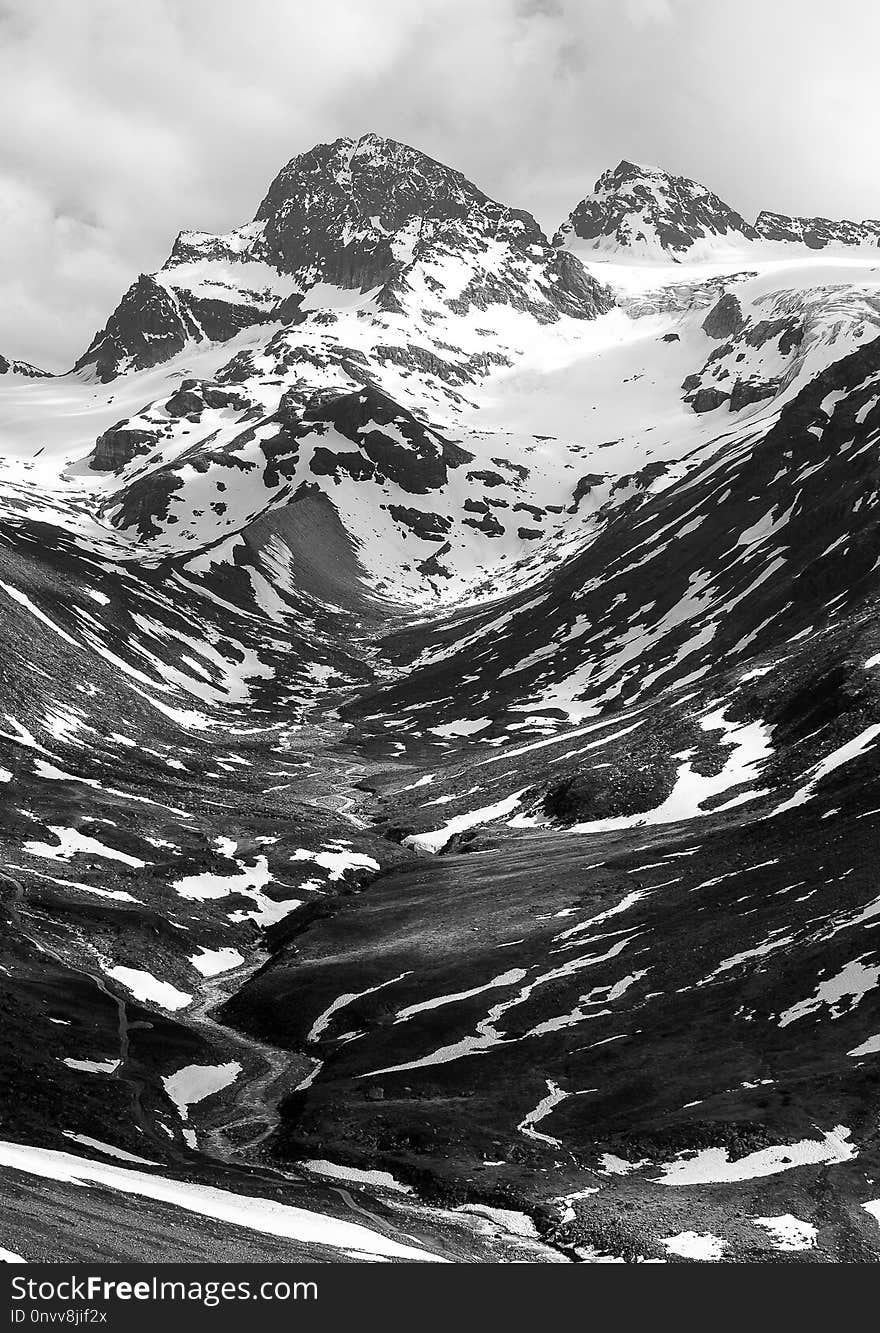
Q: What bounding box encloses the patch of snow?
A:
[189,947,244,977]
[662,1231,725,1260]
[104,966,192,1011]
[599,1153,650,1176]
[753,1214,817,1251]
[308,973,411,1043]
[517,1079,569,1147]
[404,788,529,853]
[653,1126,855,1184]
[847,1033,880,1058]
[300,1160,413,1194]
[291,846,379,881]
[163,1062,241,1121]
[778,957,880,1028]
[62,1058,120,1075]
[429,718,492,738]
[454,1204,539,1239]
[24,826,146,868]
[61,1133,158,1166]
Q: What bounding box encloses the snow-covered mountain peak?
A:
[554,159,758,262]
[75,134,612,381]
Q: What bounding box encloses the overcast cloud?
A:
[1,0,879,369]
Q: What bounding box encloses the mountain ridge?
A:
[558,157,880,262]
[68,137,880,388]
[74,133,611,382]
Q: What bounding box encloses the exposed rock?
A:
[702,292,744,339]
[89,424,158,471]
[570,473,606,511]
[165,380,248,418]
[690,387,730,413]
[75,275,203,382]
[462,510,504,537]
[305,383,467,495]
[387,506,452,541]
[729,377,780,412]
[466,469,506,488]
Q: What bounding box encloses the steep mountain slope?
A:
[4,137,880,1262]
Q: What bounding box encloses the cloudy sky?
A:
[1,0,879,369]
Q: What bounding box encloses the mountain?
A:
[756,209,880,250]
[554,159,758,260]
[3,137,880,1262]
[75,133,610,382]
[557,158,880,263]
[0,353,50,377]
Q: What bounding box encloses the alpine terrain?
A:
[3,135,880,1263]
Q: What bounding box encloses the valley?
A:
[3,135,880,1262]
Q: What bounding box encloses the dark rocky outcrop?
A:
[570,473,606,511]
[690,386,731,413]
[304,383,470,495]
[702,292,744,339]
[386,506,452,541]
[164,380,248,418]
[89,423,158,471]
[729,377,779,412]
